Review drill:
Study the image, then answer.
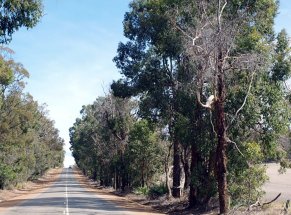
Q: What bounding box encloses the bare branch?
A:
[217,0,221,32]
[250,193,281,209]
[210,111,217,135]
[173,22,195,42]
[226,138,246,159]
[219,1,227,21]
[226,70,255,131]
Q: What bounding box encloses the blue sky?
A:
[6,0,291,167]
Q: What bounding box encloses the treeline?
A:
[0,47,64,189]
[70,0,291,213]
[70,96,168,190]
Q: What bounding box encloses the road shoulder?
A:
[0,167,62,213]
[74,168,165,215]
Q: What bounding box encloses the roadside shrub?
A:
[133,186,149,195]
[228,142,268,208]
[148,184,167,199]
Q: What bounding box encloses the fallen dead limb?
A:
[249,193,281,210]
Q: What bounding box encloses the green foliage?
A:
[133,186,149,195]
[272,29,291,83]
[70,94,168,190]
[0,48,64,189]
[70,95,134,186]
[229,164,268,208]
[0,0,44,44]
[228,142,268,208]
[72,1,291,212]
[126,119,166,187]
[148,184,168,199]
[190,163,217,203]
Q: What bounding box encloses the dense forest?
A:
[70,0,291,214]
[0,0,64,189]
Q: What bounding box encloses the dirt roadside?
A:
[74,168,165,215]
[74,166,288,215]
[0,167,62,213]
[0,167,163,214]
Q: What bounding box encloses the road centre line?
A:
[65,168,70,215]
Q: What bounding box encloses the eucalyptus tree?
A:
[0,0,44,103]
[69,104,102,179]
[103,93,137,190]
[0,48,64,188]
[127,119,165,188]
[69,94,137,189]
[0,47,22,107]
[111,0,197,197]
[272,29,291,84]
[0,0,44,44]
[166,0,289,213]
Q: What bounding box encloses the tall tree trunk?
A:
[117,175,120,189]
[173,134,182,197]
[189,144,198,207]
[100,166,104,186]
[214,48,228,214]
[93,170,97,181]
[121,147,126,191]
[181,147,190,190]
[184,161,190,190]
[114,170,117,190]
[205,152,214,202]
[141,161,145,187]
[165,143,173,197]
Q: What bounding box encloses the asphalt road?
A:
[263,163,291,203]
[0,168,135,215]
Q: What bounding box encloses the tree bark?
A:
[92,170,97,181]
[114,170,117,190]
[121,147,126,191]
[181,147,190,190]
[142,161,145,187]
[183,160,190,190]
[173,134,182,197]
[165,142,173,197]
[100,166,104,186]
[214,49,228,214]
[189,143,198,206]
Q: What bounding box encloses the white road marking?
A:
[65,168,70,215]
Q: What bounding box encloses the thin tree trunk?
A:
[165,142,173,197]
[173,134,182,197]
[189,144,198,206]
[120,137,128,191]
[117,175,120,189]
[184,161,190,189]
[205,152,214,202]
[114,170,117,190]
[142,161,145,187]
[93,170,97,181]
[121,148,126,191]
[100,166,104,186]
[181,147,190,190]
